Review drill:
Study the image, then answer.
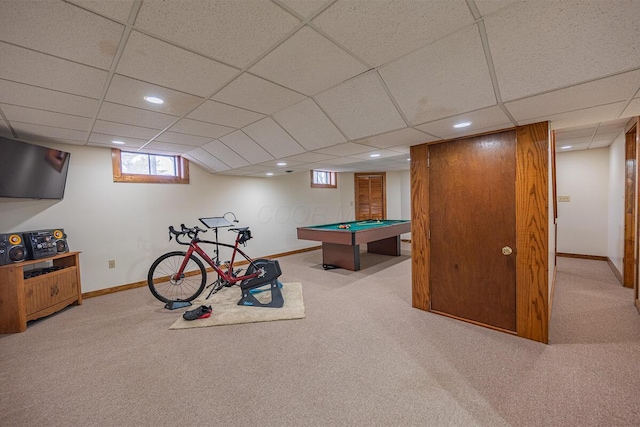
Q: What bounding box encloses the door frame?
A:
[623,125,637,289]
[410,122,550,343]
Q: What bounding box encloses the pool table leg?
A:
[322,243,360,271]
[367,236,401,256]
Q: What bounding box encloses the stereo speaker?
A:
[23,229,69,260]
[0,233,28,266]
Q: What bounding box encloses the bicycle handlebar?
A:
[168,224,207,244]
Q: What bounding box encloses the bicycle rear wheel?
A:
[148,251,207,303]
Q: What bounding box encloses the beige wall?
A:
[556,147,610,256]
[607,131,626,273]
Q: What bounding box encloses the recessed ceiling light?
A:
[407,158,411,161]
[453,122,472,128]
[561,145,572,149]
[277,162,287,166]
[144,96,164,104]
[370,153,381,158]
[266,172,274,176]
[112,140,125,145]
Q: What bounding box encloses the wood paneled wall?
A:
[514,122,549,343]
[410,122,550,343]
[410,144,430,311]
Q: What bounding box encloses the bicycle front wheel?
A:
[147,251,207,303]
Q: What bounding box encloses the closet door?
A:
[355,173,386,220]
[429,131,517,332]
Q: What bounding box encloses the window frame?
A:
[310,170,337,188]
[111,148,189,184]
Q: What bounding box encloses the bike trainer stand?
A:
[238,280,284,308]
[165,300,192,310]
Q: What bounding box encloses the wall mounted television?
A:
[0,136,71,200]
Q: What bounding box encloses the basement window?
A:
[112,149,189,184]
[311,170,337,188]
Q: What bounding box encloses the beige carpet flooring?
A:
[1,244,639,426]
[169,282,305,329]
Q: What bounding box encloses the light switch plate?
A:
[558,195,570,202]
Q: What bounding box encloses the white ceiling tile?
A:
[168,119,234,139]
[186,147,232,172]
[201,140,250,168]
[595,118,631,131]
[67,0,135,23]
[380,25,496,125]
[557,143,591,153]
[0,0,124,69]
[314,71,406,139]
[154,131,212,147]
[272,98,346,150]
[98,102,178,129]
[415,106,512,139]
[541,102,628,130]
[242,118,305,158]
[117,31,239,97]
[621,98,640,119]
[212,73,306,115]
[282,152,336,163]
[589,140,614,149]
[555,136,593,147]
[89,133,148,148]
[505,70,640,122]
[187,100,265,129]
[386,146,411,155]
[313,0,474,67]
[257,159,304,168]
[13,123,87,143]
[280,0,330,18]
[217,168,263,176]
[219,130,274,164]
[591,133,619,144]
[348,149,408,161]
[143,141,198,155]
[554,127,596,140]
[249,26,367,96]
[105,74,204,116]
[134,0,300,68]
[93,120,158,139]
[475,0,519,17]
[0,43,108,98]
[0,80,99,118]
[317,156,365,165]
[233,164,274,173]
[1,104,92,131]
[355,127,436,149]
[314,142,373,156]
[485,1,640,101]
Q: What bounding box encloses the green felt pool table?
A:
[297,219,411,271]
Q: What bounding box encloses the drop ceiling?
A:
[0,0,638,177]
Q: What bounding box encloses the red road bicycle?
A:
[147,216,283,308]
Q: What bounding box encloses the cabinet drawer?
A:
[24,267,78,315]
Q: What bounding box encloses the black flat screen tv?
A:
[0,137,71,200]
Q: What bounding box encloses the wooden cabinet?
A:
[0,251,82,333]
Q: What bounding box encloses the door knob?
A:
[502,246,513,256]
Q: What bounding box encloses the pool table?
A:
[297,219,411,271]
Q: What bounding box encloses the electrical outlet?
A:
[558,195,570,202]
[108,260,116,269]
